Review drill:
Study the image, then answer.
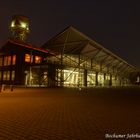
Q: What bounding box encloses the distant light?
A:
[35,56,42,63]
[20,22,27,28]
[10,20,28,29]
[11,21,15,27]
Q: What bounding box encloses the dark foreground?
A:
[0,87,140,140]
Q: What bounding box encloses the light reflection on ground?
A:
[0,87,140,139]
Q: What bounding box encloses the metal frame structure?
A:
[42,26,137,87]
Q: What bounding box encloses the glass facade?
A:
[87,71,96,87]
[56,69,84,87]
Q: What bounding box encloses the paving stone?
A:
[0,87,139,139]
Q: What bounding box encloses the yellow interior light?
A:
[20,22,27,28]
[11,21,15,27]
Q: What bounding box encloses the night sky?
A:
[0,0,140,68]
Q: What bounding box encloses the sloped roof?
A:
[42,26,137,73]
[0,39,54,56]
[8,39,50,54]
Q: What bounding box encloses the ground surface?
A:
[0,87,140,140]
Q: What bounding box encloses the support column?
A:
[60,52,64,87]
[95,72,98,86]
[109,74,112,86]
[104,73,106,86]
[48,64,56,87]
[84,69,87,87]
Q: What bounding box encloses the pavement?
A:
[0,87,140,140]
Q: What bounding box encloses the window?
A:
[0,57,3,66]
[7,56,11,65]
[35,56,42,64]
[12,55,16,65]
[7,71,10,81]
[3,71,7,80]
[3,71,11,81]
[4,56,12,66]
[25,54,31,63]
[11,71,15,81]
[25,54,33,63]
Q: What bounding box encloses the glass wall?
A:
[56,68,84,87]
[87,71,96,87]
[98,73,104,86]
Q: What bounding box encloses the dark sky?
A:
[0,0,140,68]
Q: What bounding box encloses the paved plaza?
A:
[0,87,140,140]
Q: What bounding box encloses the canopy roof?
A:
[42,26,137,73]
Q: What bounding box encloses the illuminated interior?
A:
[4,56,11,66]
[3,71,7,80]
[25,54,31,63]
[12,55,16,65]
[104,74,110,86]
[11,71,15,81]
[87,71,96,87]
[98,73,104,86]
[35,56,42,64]
[7,56,11,65]
[56,69,84,87]
[3,71,10,81]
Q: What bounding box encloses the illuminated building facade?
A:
[41,26,137,87]
[0,16,137,87]
[0,40,50,85]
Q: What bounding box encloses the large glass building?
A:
[41,26,137,87]
[0,16,137,87]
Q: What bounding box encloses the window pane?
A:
[3,71,11,81]
[7,56,11,65]
[3,71,7,80]
[35,56,42,64]
[3,56,11,66]
[7,71,10,81]
[12,71,15,81]
[25,54,31,63]
[12,55,16,65]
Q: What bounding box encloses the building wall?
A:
[0,42,48,86]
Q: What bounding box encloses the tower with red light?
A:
[10,15,30,42]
